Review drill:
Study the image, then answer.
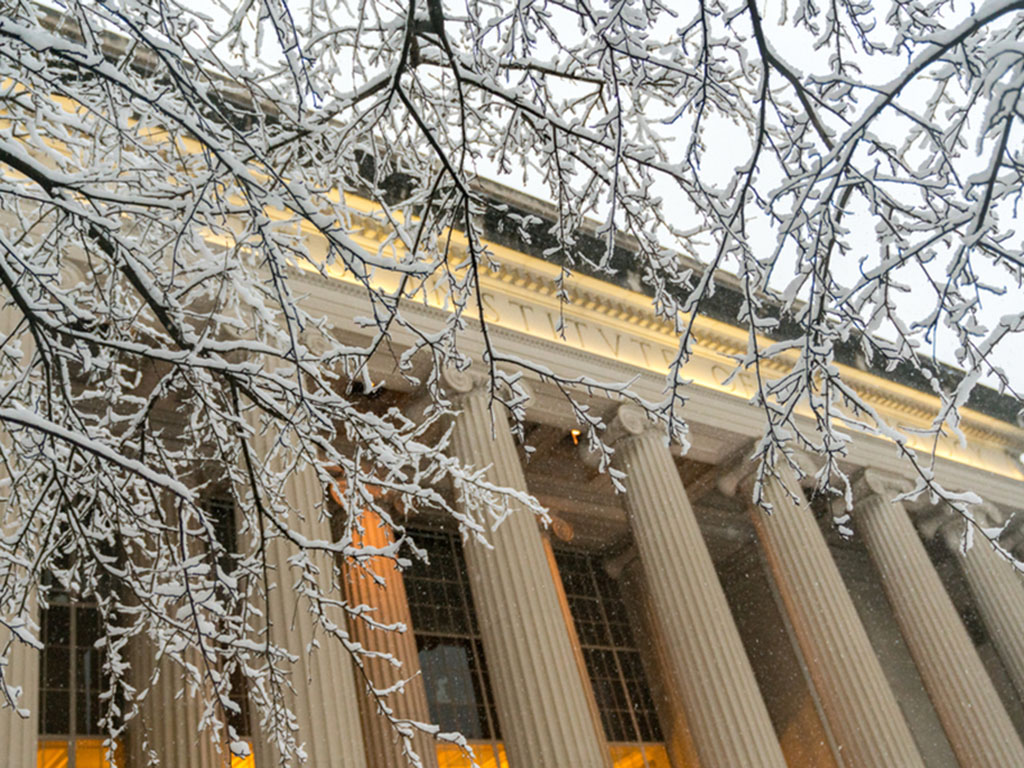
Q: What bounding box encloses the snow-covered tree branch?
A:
[1,0,1023,764]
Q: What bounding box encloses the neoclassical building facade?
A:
[5,185,1024,768]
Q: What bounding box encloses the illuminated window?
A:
[554,549,664,749]
[37,592,120,768]
[404,527,506,767]
[403,528,667,768]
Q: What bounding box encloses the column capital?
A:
[580,403,656,469]
[850,467,914,504]
[602,545,639,580]
[409,367,535,445]
[715,444,758,498]
[716,445,816,500]
[439,365,536,406]
[604,403,654,445]
[441,364,486,394]
[1004,521,1024,558]
[933,500,1009,552]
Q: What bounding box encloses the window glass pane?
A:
[404,527,501,742]
[554,548,664,744]
[75,647,101,692]
[36,739,69,768]
[76,692,104,735]
[608,743,672,768]
[74,738,119,768]
[43,606,70,647]
[225,664,251,739]
[418,638,486,739]
[39,597,116,740]
[230,742,256,767]
[42,689,70,735]
[436,741,509,768]
[77,608,100,647]
[43,647,70,690]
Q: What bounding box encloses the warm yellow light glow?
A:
[36,741,68,768]
[36,739,123,768]
[435,742,671,768]
[571,428,582,445]
[36,739,248,767]
[608,743,673,768]
[436,741,509,768]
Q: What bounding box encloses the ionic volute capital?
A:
[399,365,493,443]
[850,468,913,506]
[439,364,535,405]
[606,403,653,443]
[441,364,487,396]
[602,546,639,580]
[578,403,655,469]
[934,500,1010,552]
[1002,522,1024,559]
[717,443,816,500]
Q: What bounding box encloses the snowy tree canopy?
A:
[1,0,1023,763]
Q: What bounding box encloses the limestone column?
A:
[939,503,1024,705]
[248,434,368,768]
[343,508,439,768]
[853,469,1024,767]
[446,371,609,768]
[539,528,611,760]
[616,556,701,768]
[129,647,223,767]
[0,303,38,767]
[725,459,925,768]
[0,613,39,768]
[127,495,233,767]
[609,405,786,768]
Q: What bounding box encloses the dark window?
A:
[204,496,250,740]
[403,527,501,741]
[554,549,663,744]
[39,593,107,739]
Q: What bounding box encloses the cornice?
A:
[277,194,1024,480]
[456,229,1021,449]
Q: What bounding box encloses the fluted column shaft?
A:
[449,384,609,768]
[941,508,1024,706]
[619,558,701,768]
[1,304,38,767]
[130,647,223,767]
[611,408,786,768]
[745,462,925,768]
[539,531,610,757]
[1,613,39,768]
[344,510,438,768]
[252,461,368,768]
[958,534,1024,704]
[854,471,1024,767]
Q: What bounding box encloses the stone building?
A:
[6,184,1024,768]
